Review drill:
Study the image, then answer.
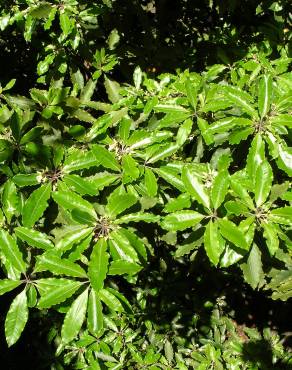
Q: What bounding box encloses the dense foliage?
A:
[0,0,291,369]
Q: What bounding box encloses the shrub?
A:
[0,0,291,368]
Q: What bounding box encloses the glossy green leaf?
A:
[15,227,53,250]
[63,150,98,173]
[61,288,88,344]
[5,290,28,347]
[162,211,204,231]
[104,77,121,103]
[107,193,137,218]
[108,260,142,275]
[37,279,82,309]
[258,74,272,118]
[87,289,103,334]
[222,85,258,117]
[185,79,198,110]
[230,179,254,209]
[176,118,193,146]
[88,239,109,292]
[63,175,98,196]
[154,166,185,191]
[241,244,264,289]
[110,229,139,262]
[218,219,248,250]
[246,134,265,183]
[35,252,87,278]
[122,154,140,181]
[144,168,158,197]
[211,171,229,209]
[55,226,93,253]
[204,220,225,266]
[91,144,120,172]
[262,222,279,256]
[115,212,160,224]
[2,180,19,223]
[269,207,292,225]
[0,230,26,274]
[59,12,71,36]
[52,190,96,219]
[147,143,179,164]
[0,280,22,296]
[99,289,124,312]
[22,183,51,228]
[12,174,39,187]
[255,161,273,206]
[182,166,210,209]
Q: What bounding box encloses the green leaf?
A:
[185,78,198,110]
[55,226,93,253]
[144,168,158,197]
[71,209,96,225]
[262,222,279,256]
[182,166,210,209]
[269,207,292,225]
[52,190,96,219]
[5,290,28,347]
[108,260,142,275]
[218,219,248,250]
[87,289,103,334]
[35,252,87,278]
[59,12,72,36]
[115,212,160,224]
[258,74,272,118]
[37,279,82,309]
[91,144,120,172]
[12,174,39,187]
[104,77,121,103]
[207,117,252,134]
[63,150,98,173]
[0,280,22,296]
[177,118,193,146]
[0,230,26,274]
[154,166,185,192]
[89,172,119,190]
[221,86,258,117]
[2,180,19,223]
[15,227,53,250]
[197,117,213,145]
[162,211,204,231]
[255,161,273,207]
[110,229,139,262]
[22,183,51,228]
[147,143,178,164]
[61,288,88,344]
[211,171,229,209]
[230,178,254,209]
[30,3,53,19]
[88,239,109,292]
[246,134,265,183]
[241,244,264,289]
[63,175,98,196]
[271,114,292,128]
[204,220,225,266]
[80,79,97,102]
[107,193,137,218]
[99,288,124,312]
[164,340,174,364]
[122,154,140,182]
[164,193,191,213]
[154,104,190,114]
